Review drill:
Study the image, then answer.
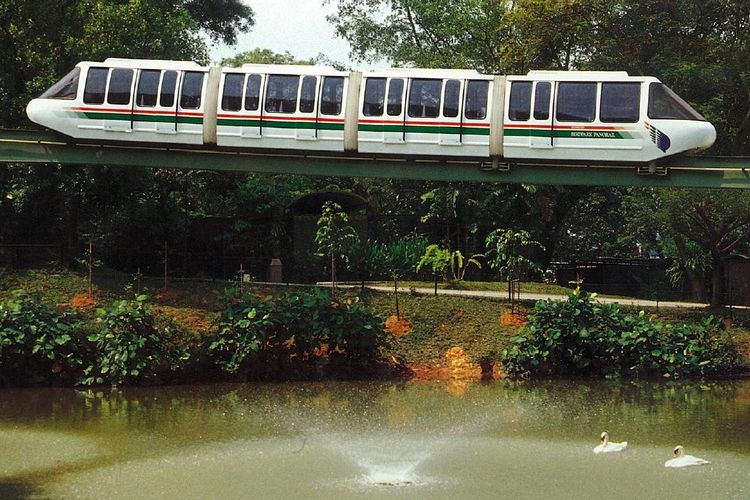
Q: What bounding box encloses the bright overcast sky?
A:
[208,0,385,69]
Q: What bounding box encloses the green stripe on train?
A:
[504,129,639,139]
[358,124,490,136]
[217,119,345,131]
[76,112,203,125]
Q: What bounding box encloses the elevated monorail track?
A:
[1,129,749,189]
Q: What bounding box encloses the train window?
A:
[107,69,133,105]
[557,82,597,122]
[160,71,177,107]
[508,81,532,121]
[387,78,404,116]
[648,83,706,121]
[180,72,204,109]
[245,74,261,111]
[265,75,299,113]
[136,70,160,107]
[299,76,317,113]
[600,83,640,123]
[443,80,460,118]
[41,67,80,100]
[533,82,551,120]
[320,76,344,115]
[222,73,244,112]
[83,67,108,105]
[408,79,442,118]
[465,80,489,120]
[363,78,386,116]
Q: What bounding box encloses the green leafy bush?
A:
[0,291,89,385]
[207,289,386,378]
[82,295,188,385]
[502,292,741,379]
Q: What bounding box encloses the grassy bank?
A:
[1,268,748,384]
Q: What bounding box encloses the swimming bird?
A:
[593,431,628,454]
[664,446,711,468]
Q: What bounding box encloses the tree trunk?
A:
[710,256,724,307]
[394,278,400,319]
[331,253,337,298]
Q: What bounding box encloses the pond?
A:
[1,380,749,499]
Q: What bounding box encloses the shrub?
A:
[207,289,386,378]
[0,291,89,385]
[502,291,741,379]
[82,295,188,385]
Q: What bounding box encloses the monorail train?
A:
[26,58,716,166]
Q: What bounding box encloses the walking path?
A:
[358,285,712,310]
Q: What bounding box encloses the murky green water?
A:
[1,379,748,499]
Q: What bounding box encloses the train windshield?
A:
[40,67,81,100]
[648,83,705,121]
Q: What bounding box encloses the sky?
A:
[208,0,386,70]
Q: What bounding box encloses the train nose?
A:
[699,121,717,150]
[26,99,45,126]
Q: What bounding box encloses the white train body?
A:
[27,58,716,165]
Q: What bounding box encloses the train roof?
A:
[91,58,204,71]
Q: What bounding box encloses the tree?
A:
[381,235,427,318]
[653,189,750,306]
[315,201,359,296]
[221,48,314,67]
[485,229,545,300]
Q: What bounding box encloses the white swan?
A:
[593,431,628,454]
[664,445,711,468]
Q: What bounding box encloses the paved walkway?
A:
[359,285,712,310]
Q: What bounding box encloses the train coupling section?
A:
[637,163,669,176]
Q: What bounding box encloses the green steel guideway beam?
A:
[1,129,750,189]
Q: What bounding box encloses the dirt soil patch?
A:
[385,315,413,336]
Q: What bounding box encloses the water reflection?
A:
[0,380,748,499]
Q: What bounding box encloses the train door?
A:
[133,69,175,136]
[360,77,386,146]
[405,78,443,148]
[318,76,346,149]
[155,71,179,135]
[529,81,553,149]
[439,79,462,146]
[241,74,262,138]
[103,68,134,134]
[296,75,318,141]
[79,67,109,133]
[384,78,405,143]
[176,71,205,143]
[263,74,301,143]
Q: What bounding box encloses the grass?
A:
[366,280,636,299]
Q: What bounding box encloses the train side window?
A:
[533,82,551,120]
[465,80,489,120]
[408,78,442,118]
[320,76,344,115]
[41,67,81,100]
[387,78,404,116]
[443,80,460,118]
[244,74,261,111]
[180,71,204,109]
[136,70,160,107]
[600,83,640,123]
[265,75,299,113]
[557,82,597,122]
[83,67,108,105]
[222,73,244,112]
[508,81,531,121]
[363,78,386,116]
[299,76,317,113]
[107,68,133,105]
[160,71,177,107]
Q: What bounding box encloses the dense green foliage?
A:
[0,291,88,385]
[83,296,189,385]
[208,289,387,379]
[502,292,742,379]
